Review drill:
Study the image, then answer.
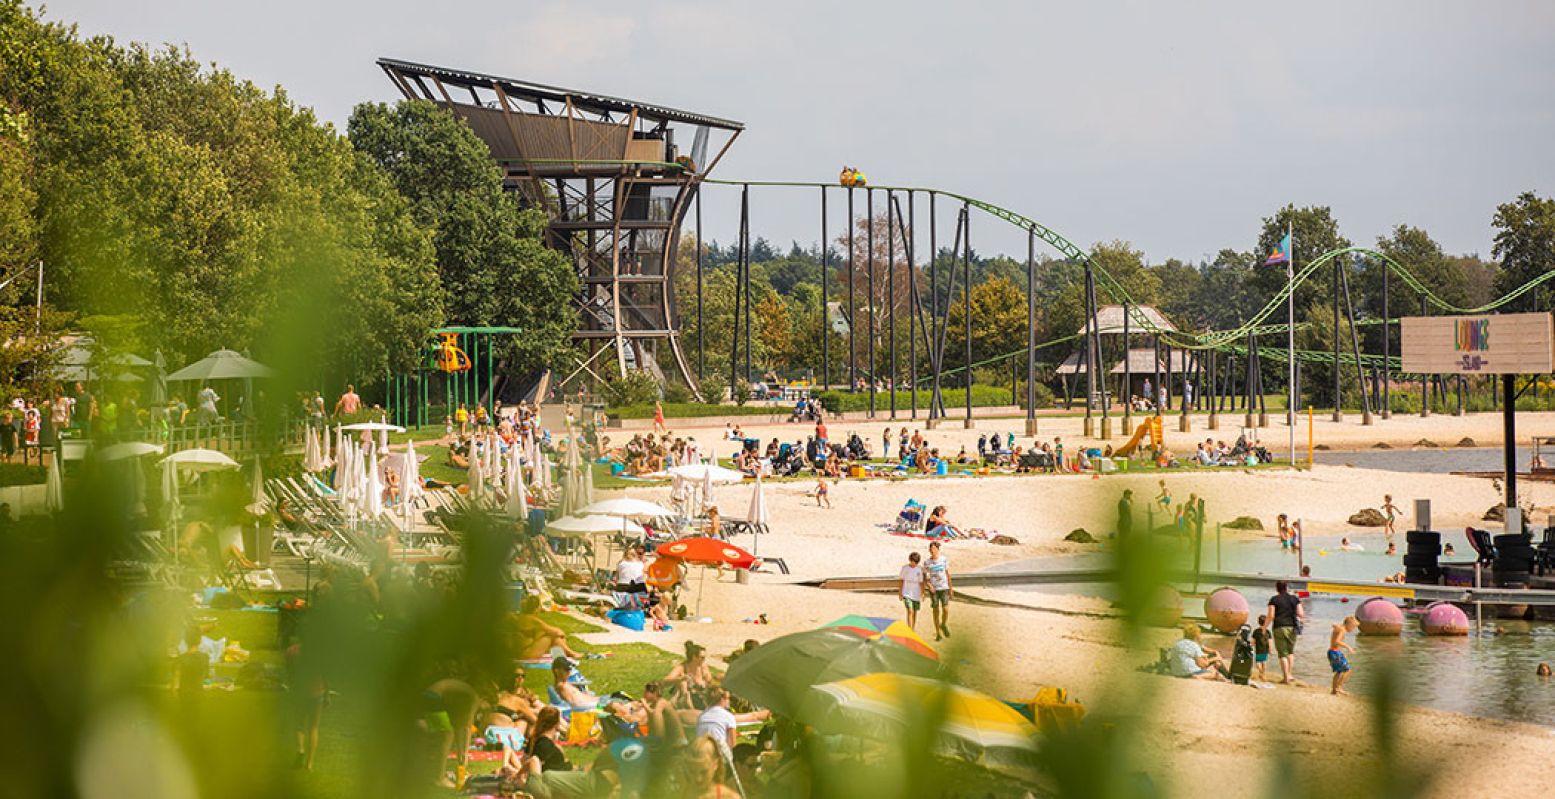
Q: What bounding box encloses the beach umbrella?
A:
[164,349,276,382]
[547,514,646,536]
[666,463,746,483]
[160,448,240,471]
[302,427,323,473]
[323,424,335,467]
[44,449,64,513]
[723,627,940,719]
[580,450,595,507]
[504,447,528,518]
[364,448,384,519]
[332,431,348,493]
[245,458,268,516]
[656,536,758,615]
[150,349,167,405]
[746,472,770,556]
[656,536,757,569]
[581,497,678,520]
[97,441,164,462]
[702,468,715,516]
[821,615,940,661]
[467,445,486,503]
[804,673,1040,783]
[398,439,423,526]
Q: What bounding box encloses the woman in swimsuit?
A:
[661,641,714,710]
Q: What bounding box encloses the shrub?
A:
[601,370,659,407]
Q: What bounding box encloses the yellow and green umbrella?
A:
[805,672,1040,783]
[724,626,939,718]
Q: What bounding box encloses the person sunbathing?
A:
[549,660,644,722]
[508,597,583,660]
[926,505,962,538]
[661,641,715,711]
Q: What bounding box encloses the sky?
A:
[40,0,1555,263]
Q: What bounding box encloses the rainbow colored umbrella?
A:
[822,615,939,661]
[804,672,1040,783]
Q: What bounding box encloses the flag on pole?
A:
[1264,232,1292,266]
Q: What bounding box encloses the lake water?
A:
[985,531,1555,727]
[1315,446,1533,475]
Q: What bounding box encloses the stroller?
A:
[890,500,927,535]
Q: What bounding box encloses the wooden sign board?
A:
[1400,312,1554,374]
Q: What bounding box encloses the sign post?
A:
[1401,312,1555,513]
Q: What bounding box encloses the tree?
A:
[945,275,1031,376]
[348,100,578,374]
[1253,205,1352,313]
[1045,241,1161,345]
[1491,191,1555,312]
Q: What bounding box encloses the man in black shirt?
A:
[1263,580,1305,684]
[1117,490,1134,538]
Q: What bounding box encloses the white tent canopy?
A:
[160,448,240,471]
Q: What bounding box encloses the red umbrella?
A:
[655,537,758,617]
[656,537,757,570]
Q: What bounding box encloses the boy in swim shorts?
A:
[1328,616,1359,695]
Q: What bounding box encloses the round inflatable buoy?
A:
[1356,597,1404,636]
[1204,587,1250,634]
[645,556,683,591]
[1421,601,1470,636]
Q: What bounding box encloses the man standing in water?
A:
[1117,490,1134,538]
[1263,580,1305,684]
[924,541,953,641]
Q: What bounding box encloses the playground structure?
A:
[383,326,523,430]
[376,58,1555,435]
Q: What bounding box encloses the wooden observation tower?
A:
[378,58,743,393]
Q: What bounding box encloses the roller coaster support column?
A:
[697,188,705,381]
[1244,330,1256,429]
[963,202,974,429]
[847,188,856,394]
[819,187,827,390]
[867,188,876,418]
[1121,302,1132,436]
[1207,348,1218,430]
[1025,228,1038,435]
[1332,255,1343,423]
[1098,275,1110,440]
[1179,350,1192,433]
[1082,261,1097,438]
[1340,253,1373,425]
[906,194,918,420]
[1381,253,1391,418]
[887,189,897,420]
[1420,297,1430,418]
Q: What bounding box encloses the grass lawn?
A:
[195,604,678,790]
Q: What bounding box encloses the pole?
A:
[1025,227,1037,435]
[1286,222,1296,465]
[1339,254,1371,425]
[867,188,876,417]
[928,193,938,422]
[1307,405,1314,468]
[1332,255,1342,422]
[907,192,918,420]
[820,186,828,390]
[962,204,973,427]
[1420,297,1430,417]
[742,186,752,386]
[887,189,897,419]
[35,261,43,334]
[1381,255,1390,418]
[1504,374,1517,513]
[696,187,705,381]
[847,188,856,392]
[1123,301,1132,433]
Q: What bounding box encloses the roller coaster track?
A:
[512,162,1555,364]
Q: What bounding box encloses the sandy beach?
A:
[576,410,1555,796]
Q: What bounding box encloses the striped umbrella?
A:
[805,673,1039,783]
[821,615,939,661]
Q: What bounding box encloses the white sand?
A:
[575,411,1555,796]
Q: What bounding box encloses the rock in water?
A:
[1223,516,1264,530]
[1064,528,1097,544]
[1348,508,1388,527]
[1457,437,1476,447]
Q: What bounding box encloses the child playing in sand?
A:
[1328,616,1359,695]
[1381,495,1399,538]
[815,478,832,509]
[1252,616,1272,681]
[1156,480,1172,511]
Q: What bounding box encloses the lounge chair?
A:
[890,500,927,535]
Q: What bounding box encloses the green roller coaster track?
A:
[501,159,1555,373]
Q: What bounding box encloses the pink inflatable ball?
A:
[1204,587,1250,633]
[1421,601,1470,636]
[1355,597,1404,636]
[1145,585,1184,628]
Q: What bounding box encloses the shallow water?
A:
[1316,446,1534,475]
[986,538,1555,727]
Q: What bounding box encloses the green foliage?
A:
[0,461,44,486]
[815,384,1013,413]
[348,100,577,375]
[1254,205,1352,311]
[600,369,660,407]
[1491,191,1555,312]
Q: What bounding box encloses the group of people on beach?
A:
[1171,580,1360,696]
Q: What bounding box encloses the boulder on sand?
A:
[1348,508,1388,527]
[1064,528,1098,544]
[1484,504,1505,522]
[1414,438,1440,448]
[1223,516,1264,531]
[1372,442,1393,449]
[1457,437,1476,447]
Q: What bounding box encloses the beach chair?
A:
[890,500,927,535]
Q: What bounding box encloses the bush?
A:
[661,382,694,404]
[601,370,659,407]
[815,385,1014,414]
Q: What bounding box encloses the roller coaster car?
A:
[675,154,697,173]
[838,166,867,187]
[432,333,471,373]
